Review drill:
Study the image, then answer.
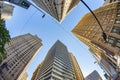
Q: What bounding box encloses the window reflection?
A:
[108,36,120,50]
[111,26,120,34]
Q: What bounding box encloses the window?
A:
[105,26,112,32]
[109,20,114,24]
[108,36,116,47]
[117,9,120,13]
[117,13,120,17]
[111,26,120,34]
[108,39,114,44]
[108,36,120,50]
[116,40,120,50]
[116,42,120,47]
[11,74,14,77]
[115,19,120,24]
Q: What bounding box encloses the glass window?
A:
[108,36,116,47]
[115,19,120,24]
[116,40,120,50]
[117,14,120,17]
[105,26,112,32]
[108,36,120,50]
[117,9,120,13]
[108,39,114,44]
[116,42,120,47]
[111,26,120,34]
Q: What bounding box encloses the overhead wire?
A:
[18,0,101,51]
[19,10,37,34]
[19,1,46,34]
[50,17,88,51]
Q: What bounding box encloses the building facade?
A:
[0,34,42,80]
[32,0,79,22]
[0,1,14,20]
[19,71,28,80]
[72,1,120,80]
[69,53,84,80]
[104,0,120,5]
[31,63,43,80]
[32,40,84,80]
[85,70,102,80]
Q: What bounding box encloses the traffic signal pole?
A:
[4,0,46,18]
[29,1,46,18]
[81,0,107,41]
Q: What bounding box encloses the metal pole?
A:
[29,1,46,18]
[81,0,107,41]
[81,0,104,32]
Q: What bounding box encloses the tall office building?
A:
[31,63,43,80]
[19,71,28,80]
[0,34,42,80]
[69,53,84,80]
[104,0,120,5]
[72,0,120,80]
[0,1,14,20]
[32,40,84,80]
[89,48,118,80]
[85,70,102,80]
[32,0,79,22]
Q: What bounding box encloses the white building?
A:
[0,33,42,80]
[32,0,80,22]
[0,1,14,20]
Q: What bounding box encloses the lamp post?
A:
[81,0,107,41]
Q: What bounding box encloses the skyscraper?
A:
[32,0,79,22]
[0,34,42,80]
[32,40,84,80]
[0,1,14,20]
[69,53,84,80]
[72,0,120,80]
[85,70,102,80]
[104,0,120,5]
[19,71,28,80]
[31,63,43,80]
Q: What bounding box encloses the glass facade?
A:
[36,41,75,80]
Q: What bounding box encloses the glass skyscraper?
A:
[32,40,84,80]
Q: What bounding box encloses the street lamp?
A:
[81,0,107,41]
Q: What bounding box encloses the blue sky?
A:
[6,0,106,80]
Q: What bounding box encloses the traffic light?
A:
[20,0,30,8]
[5,0,31,9]
[104,74,109,79]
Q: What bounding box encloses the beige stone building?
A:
[0,33,42,80]
[69,53,84,80]
[0,1,14,20]
[72,0,120,80]
[19,71,28,80]
[32,0,79,22]
[31,63,43,80]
